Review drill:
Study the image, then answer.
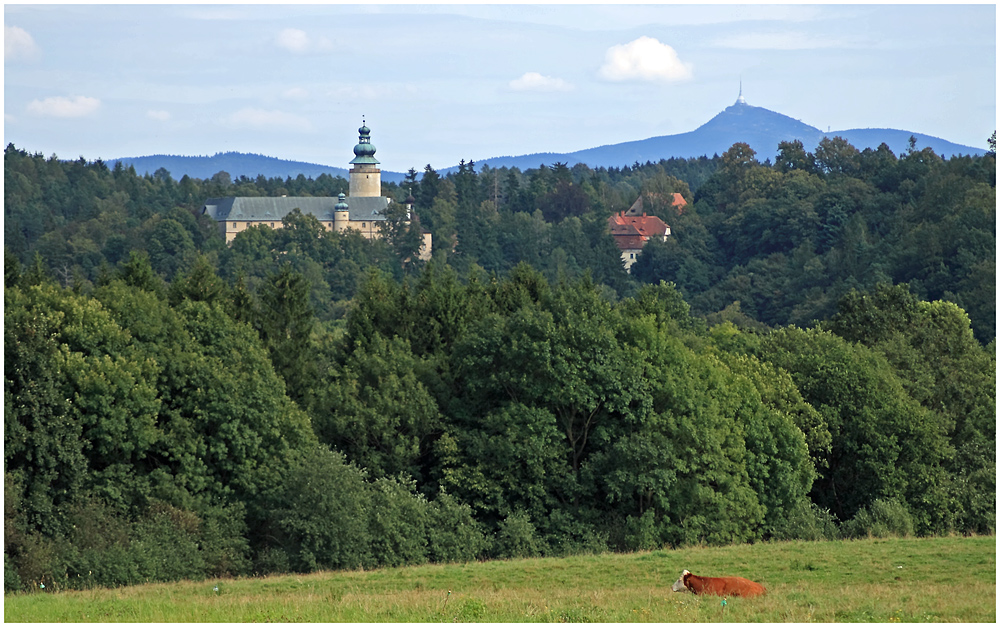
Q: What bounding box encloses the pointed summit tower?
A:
[736,79,747,105]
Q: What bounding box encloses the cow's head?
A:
[671,569,691,593]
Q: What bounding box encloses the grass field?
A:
[5,535,994,622]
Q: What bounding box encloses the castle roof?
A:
[350,121,380,166]
[202,195,390,223]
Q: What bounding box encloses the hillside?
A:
[107,152,409,185]
[5,537,994,622]
[105,101,986,181]
[471,100,985,172]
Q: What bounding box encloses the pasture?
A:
[5,535,994,622]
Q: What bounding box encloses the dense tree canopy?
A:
[4,137,994,591]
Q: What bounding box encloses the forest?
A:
[4,137,995,592]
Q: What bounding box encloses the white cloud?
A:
[276,28,310,53]
[5,25,40,62]
[282,87,310,100]
[147,110,171,121]
[598,36,692,82]
[509,72,573,92]
[275,28,333,54]
[27,95,101,118]
[714,31,844,50]
[226,108,312,132]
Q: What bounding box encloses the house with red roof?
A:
[608,210,671,271]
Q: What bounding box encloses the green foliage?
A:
[493,511,547,559]
[757,327,952,532]
[841,498,915,539]
[260,445,371,572]
[770,501,840,541]
[367,476,430,568]
[425,491,490,563]
[4,139,994,591]
[313,332,443,481]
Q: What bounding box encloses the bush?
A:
[131,502,207,583]
[425,490,489,563]
[492,511,546,559]
[623,510,661,552]
[842,498,915,539]
[5,553,23,592]
[771,501,840,541]
[252,547,291,576]
[263,445,371,572]
[541,508,608,557]
[197,502,251,578]
[366,476,429,568]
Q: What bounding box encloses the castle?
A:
[201,123,431,260]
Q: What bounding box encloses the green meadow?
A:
[5,535,994,623]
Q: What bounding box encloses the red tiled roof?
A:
[608,212,669,251]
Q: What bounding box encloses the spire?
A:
[736,78,746,105]
[350,118,379,165]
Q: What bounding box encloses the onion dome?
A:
[405,187,416,205]
[350,119,380,165]
[335,192,349,211]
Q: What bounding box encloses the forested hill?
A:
[105,152,409,184]
[102,102,984,181]
[462,101,986,172]
[4,137,995,593]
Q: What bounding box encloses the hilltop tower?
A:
[349,119,381,197]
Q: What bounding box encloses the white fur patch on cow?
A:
[671,569,691,592]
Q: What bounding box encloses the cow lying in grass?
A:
[671,569,766,598]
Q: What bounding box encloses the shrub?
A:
[252,546,291,576]
[367,476,429,568]
[623,510,660,552]
[262,445,371,572]
[197,502,251,578]
[771,501,840,541]
[5,553,23,592]
[492,511,546,559]
[842,498,914,539]
[425,490,489,563]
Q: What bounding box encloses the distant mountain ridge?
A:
[468,100,985,172]
[105,152,407,183]
[108,100,986,181]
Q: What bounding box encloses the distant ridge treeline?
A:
[105,151,414,184]
[103,101,986,181]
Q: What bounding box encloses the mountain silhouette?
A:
[471,99,985,172]
[108,100,985,181]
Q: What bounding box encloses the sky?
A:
[4,3,996,173]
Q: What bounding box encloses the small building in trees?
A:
[201,122,431,259]
[608,210,671,272]
[626,191,687,216]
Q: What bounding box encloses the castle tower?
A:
[349,119,382,197]
[333,192,350,232]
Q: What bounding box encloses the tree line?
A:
[5,255,994,592]
[4,136,995,592]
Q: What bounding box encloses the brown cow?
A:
[670,569,766,598]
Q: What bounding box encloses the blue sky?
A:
[4,3,996,173]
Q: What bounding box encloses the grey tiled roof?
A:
[201,196,390,222]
